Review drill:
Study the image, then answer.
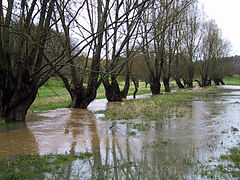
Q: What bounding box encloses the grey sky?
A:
[199,0,240,56]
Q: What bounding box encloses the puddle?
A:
[0,86,240,179]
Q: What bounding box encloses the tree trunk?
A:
[183,78,193,88]
[186,80,193,88]
[201,75,211,87]
[213,79,220,86]
[187,64,194,88]
[213,78,225,86]
[194,79,202,87]
[220,79,225,85]
[103,80,123,102]
[132,79,139,99]
[103,73,130,102]
[68,86,98,109]
[163,77,170,92]
[175,78,185,89]
[0,84,37,122]
[150,78,161,95]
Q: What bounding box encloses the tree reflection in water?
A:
[2,87,240,179]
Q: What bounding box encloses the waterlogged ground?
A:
[0,86,240,179]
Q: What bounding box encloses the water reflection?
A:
[0,123,38,160]
[0,86,240,179]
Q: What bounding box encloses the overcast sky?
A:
[199,0,240,56]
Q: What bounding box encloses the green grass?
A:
[223,75,240,85]
[38,77,68,97]
[101,87,220,121]
[29,76,239,113]
[0,122,26,132]
[199,147,240,179]
[0,152,92,179]
[29,78,152,113]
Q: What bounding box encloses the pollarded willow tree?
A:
[102,0,149,102]
[180,3,201,88]
[54,0,149,106]
[0,0,60,122]
[161,0,193,92]
[138,0,195,95]
[0,0,101,122]
[52,0,110,108]
[196,20,231,87]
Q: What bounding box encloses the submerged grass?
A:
[199,147,240,179]
[102,87,219,121]
[29,76,236,113]
[0,152,92,179]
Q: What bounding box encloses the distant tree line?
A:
[0,0,235,122]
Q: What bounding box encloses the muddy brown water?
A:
[0,86,240,179]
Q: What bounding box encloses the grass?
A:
[0,122,26,132]
[29,78,152,113]
[0,152,92,179]
[29,78,70,113]
[223,75,240,85]
[29,75,240,113]
[198,147,240,179]
[101,87,220,121]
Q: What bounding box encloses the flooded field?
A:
[0,86,240,179]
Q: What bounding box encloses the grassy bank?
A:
[29,76,240,113]
[101,87,220,121]
[223,75,240,85]
[29,79,154,113]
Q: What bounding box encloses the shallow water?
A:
[0,86,240,179]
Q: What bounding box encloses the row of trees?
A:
[0,0,233,122]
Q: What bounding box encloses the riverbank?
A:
[101,87,221,121]
[29,75,240,113]
[0,85,240,179]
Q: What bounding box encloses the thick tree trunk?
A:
[163,77,170,92]
[150,78,161,95]
[103,73,130,102]
[213,79,220,86]
[103,81,123,102]
[200,75,211,87]
[68,86,98,108]
[194,79,202,87]
[0,84,37,122]
[103,77,129,102]
[175,78,185,89]
[213,78,225,86]
[6,92,37,121]
[220,79,225,85]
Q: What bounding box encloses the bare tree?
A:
[102,0,148,102]
[53,0,110,108]
[138,0,194,94]
[162,0,191,92]
[196,20,230,87]
[180,3,201,87]
[54,0,149,106]
[171,19,185,89]
[0,0,58,122]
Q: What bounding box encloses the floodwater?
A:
[0,86,240,179]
